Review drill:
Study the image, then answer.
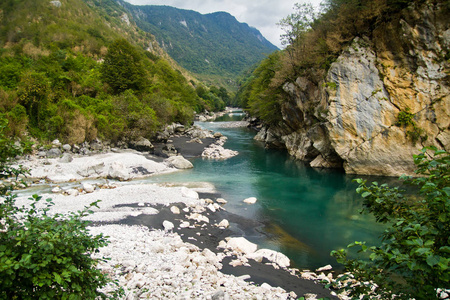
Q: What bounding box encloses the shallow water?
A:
[148,112,388,270]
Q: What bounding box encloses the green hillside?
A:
[119,3,279,90]
[0,0,229,145]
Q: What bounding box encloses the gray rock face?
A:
[256,2,449,176]
[50,0,61,7]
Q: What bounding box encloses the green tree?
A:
[0,115,121,299]
[101,39,148,94]
[330,147,450,299]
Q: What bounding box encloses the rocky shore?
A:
[11,123,343,300]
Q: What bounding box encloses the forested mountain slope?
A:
[0,0,229,145]
[238,0,449,176]
[118,3,279,89]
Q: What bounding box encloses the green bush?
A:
[330,147,450,299]
[0,116,121,299]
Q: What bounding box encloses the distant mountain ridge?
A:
[120,3,278,87]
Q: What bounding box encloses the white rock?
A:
[316,264,333,272]
[65,188,79,196]
[52,186,62,193]
[138,202,145,207]
[243,197,257,204]
[181,187,199,199]
[207,203,216,212]
[179,221,190,228]
[165,156,193,169]
[260,283,272,290]
[248,249,290,268]
[226,237,257,255]
[108,161,130,181]
[170,206,181,214]
[82,183,95,193]
[216,198,227,204]
[217,219,229,228]
[163,220,174,231]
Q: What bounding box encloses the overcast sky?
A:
[123,0,323,48]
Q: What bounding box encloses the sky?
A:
[123,0,323,49]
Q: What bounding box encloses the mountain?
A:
[119,3,279,89]
[0,0,229,145]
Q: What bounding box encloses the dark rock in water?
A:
[129,138,154,152]
[132,166,152,175]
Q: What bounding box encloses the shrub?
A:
[330,147,450,299]
[0,116,120,299]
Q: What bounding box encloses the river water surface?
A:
[147,112,388,270]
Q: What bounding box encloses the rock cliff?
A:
[256,1,449,176]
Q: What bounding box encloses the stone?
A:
[206,203,216,212]
[62,144,71,152]
[170,206,181,214]
[248,249,290,268]
[226,237,257,255]
[50,0,61,7]
[52,186,62,193]
[216,198,228,204]
[58,153,73,163]
[181,187,199,199]
[47,148,61,158]
[211,289,225,300]
[90,139,103,151]
[243,197,257,204]
[65,188,79,196]
[179,221,190,228]
[217,219,229,228]
[107,162,130,181]
[52,139,62,147]
[316,265,333,272]
[165,155,193,169]
[163,220,174,231]
[82,183,95,193]
[37,151,47,158]
[129,138,154,152]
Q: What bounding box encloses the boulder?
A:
[52,139,62,148]
[217,219,229,228]
[166,156,193,169]
[129,138,154,152]
[82,183,95,193]
[226,237,257,255]
[47,148,61,158]
[163,220,174,231]
[181,187,199,199]
[170,206,181,214]
[58,153,73,163]
[62,144,71,152]
[107,162,130,181]
[248,249,290,268]
[243,197,257,204]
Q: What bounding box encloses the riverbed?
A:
[144,112,387,270]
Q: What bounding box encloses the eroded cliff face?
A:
[256,1,449,176]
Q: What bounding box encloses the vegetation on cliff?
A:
[236,0,446,123]
[0,0,230,145]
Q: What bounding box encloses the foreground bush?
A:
[0,117,119,299]
[331,147,450,299]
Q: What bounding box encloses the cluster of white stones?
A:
[90,225,298,300]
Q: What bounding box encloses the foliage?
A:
[235,52,284,125]
[330,147,450,299]
[396,108,426,143]
[0,115,121,299]
[101,39,148,94]
[0,0,229,145]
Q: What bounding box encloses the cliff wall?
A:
[256,1,449,176]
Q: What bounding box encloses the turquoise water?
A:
[149,112,387,270]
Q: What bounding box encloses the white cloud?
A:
[123,0,323,48]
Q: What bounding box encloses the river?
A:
[146,112,388,270]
